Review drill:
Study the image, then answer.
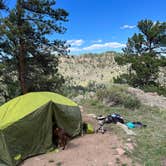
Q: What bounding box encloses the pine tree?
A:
[0,0,68,94]
[123,19,166,55]
[115,19,166,92]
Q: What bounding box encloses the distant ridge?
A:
[58,52,128,86]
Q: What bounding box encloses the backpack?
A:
[111,113,124,124]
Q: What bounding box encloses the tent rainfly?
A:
[0,92,82,166]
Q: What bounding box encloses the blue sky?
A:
[7,0,166,55]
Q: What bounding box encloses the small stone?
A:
[116,148,125,155]
[127,138,132,142]
[125,143,134,151]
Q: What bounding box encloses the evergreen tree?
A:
[115,19,166,93]
[123,19,166,55]
[0,59,20,102]
[0,0,68,95]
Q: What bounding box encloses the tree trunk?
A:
[149,40,153,53]
[17,0,28,94]
[18,41,27,94]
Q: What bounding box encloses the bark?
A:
[17,0,28,94]
[18,40,27,94]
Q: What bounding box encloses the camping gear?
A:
[111,113,124,124]
[96,113,124,134]
[86,123,94,134]
[104,113,124,124]
[126,122,135,129]
[83,123,94,134]
[126,122,147,129]
[105,115,113,123]
[0,92,82,166]
[96,115,106,134]
[133,122,147,128]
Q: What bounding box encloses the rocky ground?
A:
[127,87,166,109]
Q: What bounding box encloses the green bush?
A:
[62,84,86,98]
[96,88,108,101]
[142,85,166,97]
[89,100,98,106]
[86,81,106,92]
[96,84,141,109]
[124,95,141,109]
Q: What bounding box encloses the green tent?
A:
[0,92,82,166]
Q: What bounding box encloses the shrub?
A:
[96,88,108,101]
[96,84,141,109]
[123,95,141,109]
[142,85,166,97]
[87,81,106,92]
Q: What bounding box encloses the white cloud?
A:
[83,42,125,51]
[69,42,125,52]
[120,25,136,29]
[69,47,81,52]
[67,39,84,46]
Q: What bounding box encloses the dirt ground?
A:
[22,133,135,166]
[21,113,139,166]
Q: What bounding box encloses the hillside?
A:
[59,52,166,88]
[58,52,128,86]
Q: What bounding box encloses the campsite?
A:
[0,0,166,166]
[0,86,166,166]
